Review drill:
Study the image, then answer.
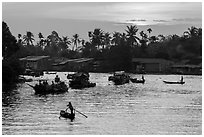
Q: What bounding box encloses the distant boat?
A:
[109,71,130,85]
[69,72,96,89]
[163,80,185,84]
[130,78,145,84]
[67,73,75,79]
[45,71,57,74]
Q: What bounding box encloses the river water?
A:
[2,73,202,135]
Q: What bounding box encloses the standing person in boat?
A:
[180,76,184,82]
[142,75,145,81]
[55,75,60,83]
[66,102,75,115]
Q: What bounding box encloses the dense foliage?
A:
[2,22,23,89]
[3,21,202,74]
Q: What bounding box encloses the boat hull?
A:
[69,81,96,89]
[130,78,145,83]
[31,82,68,95]
[163,80,185,84]
[60,110,75,120]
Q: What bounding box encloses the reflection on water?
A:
[2,73,202,135]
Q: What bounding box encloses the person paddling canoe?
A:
[66,102,75,115]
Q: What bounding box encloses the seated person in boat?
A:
[55,75,60,83]
[66,102,75,115]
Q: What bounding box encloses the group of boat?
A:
[108,71,185,85]
[27,71,96,95]
[26,71,185,95]
[108,71,145,85]
[24,71,185,121]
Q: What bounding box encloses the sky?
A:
[2,2,202,41]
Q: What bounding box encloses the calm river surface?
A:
[2,73,202,135]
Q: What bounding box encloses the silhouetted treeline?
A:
[3,21,202,74]
[2,22,24,91]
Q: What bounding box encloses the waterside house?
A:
[52,58,94,72]
[171,64,202,75]
[19,56,50,71]
[132,58,173,74]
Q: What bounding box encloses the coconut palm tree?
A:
[91,28,104,49]
[38,32,44,47]
[183,26,199,39]
[147,28,152,38]
[103,32,112,49]
[158,34,166,42]
[111,32,121,46]
[72,34,81,51]
[126,25,140,47]
[23,31,34,46]
[60,36,71,51]
[17,34,23,45]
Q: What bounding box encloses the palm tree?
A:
[139,31,148,40]
[38,32,44,47]
[111,32,121,46]
[60,36,71,51]
[126,25,140,47]
[72,34,81,51]
[91,28,104,49]
[81,39,85,46]
[23,31,34,45]
[103,32,112,49]
[183,26,199,39]
[147,28,152,38]
[158,34,166,42]
[17,34,22,45]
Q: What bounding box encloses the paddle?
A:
[74,109,88,118]
[26,83,35,88]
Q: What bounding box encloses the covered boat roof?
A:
[20,56,50,61]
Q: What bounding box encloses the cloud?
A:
[126,19,147,22]
[114,22,134,26]
[172,18,202,22]
[153,19,169,22]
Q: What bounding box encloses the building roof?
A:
[53,58,94,66]
[171,64,201,68]
[132,58,172,64]
[20,56,50,61]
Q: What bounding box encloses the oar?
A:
[74,109,88,118]
[26,83,35,88]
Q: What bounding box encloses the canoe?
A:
[130,78,145,83]
[59,110,75,120]
[163,80,185,84]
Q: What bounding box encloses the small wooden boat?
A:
[163,80,185,84]
[28,81,68,94]
[67,73,75,79]
[109,71,130,85]
[69,72,96,89]
[69,81,96,89]
[108,76,114,81]
[130,78,145,83]
[59,110,75,121]
[45,71,57,74]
